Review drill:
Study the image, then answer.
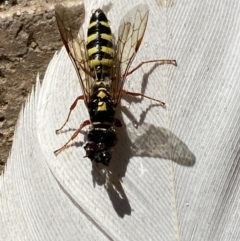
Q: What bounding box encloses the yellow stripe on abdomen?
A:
[87,33,97,44]
[89,59,113,69]
[101,46,114,56]
[87,47,98,57]
[88,21,97,29]
[100,33,112,42]
[99,21,110,28]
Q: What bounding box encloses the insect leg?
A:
[56,95,84,133]
[54,120,91,154]
[125,59,177,77]
[122,90,166,107]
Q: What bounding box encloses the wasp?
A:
[54,4,177,166]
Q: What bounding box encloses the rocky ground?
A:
[0,0,66,173]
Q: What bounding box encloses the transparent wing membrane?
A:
[112,4,149,105]
[55,4,93,105]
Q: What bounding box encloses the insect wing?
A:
[55,4,93,104]
[111,4,149,105]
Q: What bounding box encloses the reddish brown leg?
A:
[120,59,177,107]
[125,59,177,77]
[56,95,84,133]
[54,120,90,154]
[122,90,166,107]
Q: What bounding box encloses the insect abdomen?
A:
[87,9,114,79]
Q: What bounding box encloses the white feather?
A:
[1,0,240,240]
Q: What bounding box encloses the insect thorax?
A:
[88,86,115,125]
[85,86,117,166]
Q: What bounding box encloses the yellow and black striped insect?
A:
[54,4,177,166]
